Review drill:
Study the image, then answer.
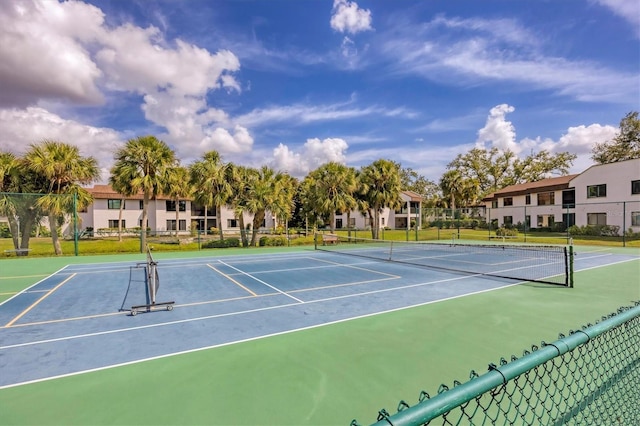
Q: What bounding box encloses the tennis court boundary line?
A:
[0,277,524,390]
[0,265,70,308]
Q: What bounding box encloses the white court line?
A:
[311,256,400,278]
[0,265,70,308]
[574,257,640,272]
[0,271,486,352]
[0,273,520,390]
[217,259,304,303]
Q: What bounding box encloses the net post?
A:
[149,264,157,304]
[568,244,574,288]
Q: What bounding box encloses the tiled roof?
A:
[482,174,579,200]
[88,185,173,201]
[402,190,424,201]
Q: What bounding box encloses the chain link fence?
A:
[420,201,640,247]
[353,302,640,426]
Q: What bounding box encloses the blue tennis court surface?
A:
[0,248,637,388]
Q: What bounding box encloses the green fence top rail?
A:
[358,302,640,426]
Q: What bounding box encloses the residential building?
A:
[331,191,423,230]
[78,185,278,236]
[482,158,640,232]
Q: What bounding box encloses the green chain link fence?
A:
[353,302,640,426]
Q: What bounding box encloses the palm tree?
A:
[227,164,254,247]
[358,159,402,239]
[109,168,137,242]
[164,166,192,237]
[111,136,177,252]
[23,141,99,255]
[439,169,465,212]
[189,151,231,240]
[244,166,294,246]
[0,151,21,250]
[271,173,297,233]
[304,162,357,232]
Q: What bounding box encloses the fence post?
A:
[523,205,527,243]
[622,201,626,247]
[73,192,79,256]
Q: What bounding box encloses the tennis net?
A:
[315,234,572,286]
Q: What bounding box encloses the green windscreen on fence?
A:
[353,302,640,426]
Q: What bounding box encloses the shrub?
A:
[259,236,287,246]
[0,224,10,238]
[496,227,518,237]
[624,228,640,240]
[202,238,240,249]
[568,224,620,237]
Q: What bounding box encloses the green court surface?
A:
[0,246,638,425]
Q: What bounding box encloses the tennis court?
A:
[0,242,639,424]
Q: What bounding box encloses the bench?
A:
[4,249,31,256]
[322,234,339,245]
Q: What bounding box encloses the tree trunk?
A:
[367,208,375,239]
[373,207,380,240]
[238,214,248,247]
[49,213,63,255]
[217,205,224,241]
[250,210,265,246]
[329,211,335,233]
[117,198,124,242]
[7,214,20,250]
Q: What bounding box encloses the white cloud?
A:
[593,0,640,37]
[0,107,123,182]
[0,0,243,163]
[236,100,416,128]
[200,126,254,155]
[330,0,373,34]
[0,0,105,107]
[271,138,348,176]
[474,104,619,174]
[380,15,638,103]
[475,104,517,152]
[96,25,241,96]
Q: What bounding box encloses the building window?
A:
[587,213,607,225]
[562,189,576,208]
[491,200,498,208]
[503,197,513,206]
[632,180,640,195]
[336,219,343,229]
[166,200,186,212]
[587,184,607,198]
[525,195,531,205]
[537,215,554,227]
[381,218,385,226]
[108,199,123,210]
[139,200,144,210]
[503,216,513,226]
[632,212,640,226]
[166,220,186,231]
[108,219,125,228]
[348,218,356,228]
[227,219,238,228]
[537,192,555,206]
[525,215,531,229]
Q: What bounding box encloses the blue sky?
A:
[0,0,638,183]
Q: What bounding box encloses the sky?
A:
[0,0,638,184]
